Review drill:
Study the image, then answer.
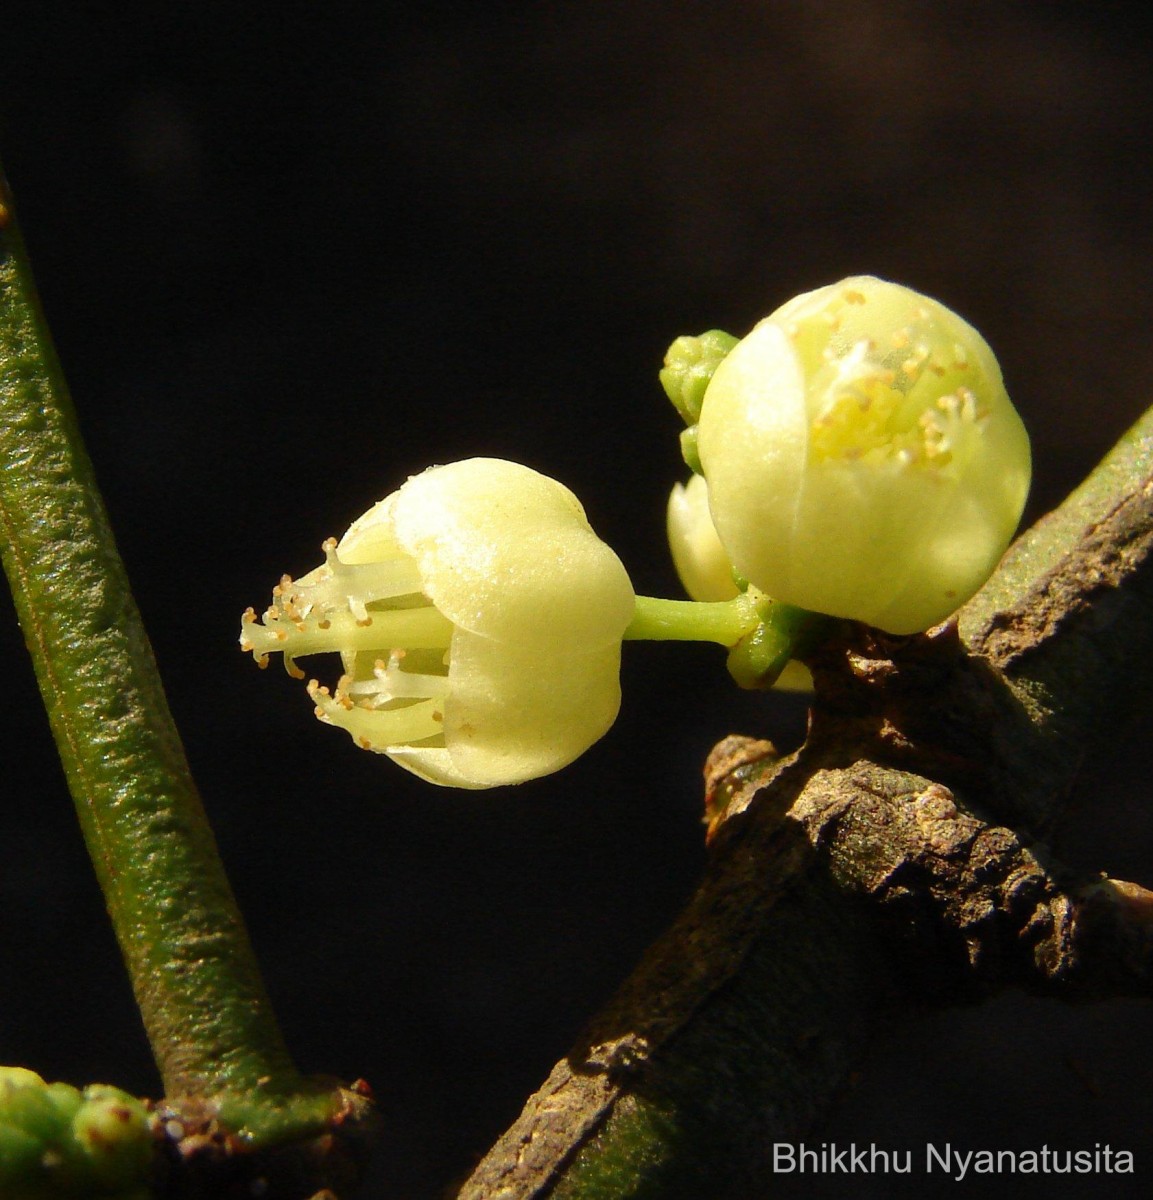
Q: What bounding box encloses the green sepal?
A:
[726,601,831,690]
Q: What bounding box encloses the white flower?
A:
[241,458,635,788]
[696,276,1031,635]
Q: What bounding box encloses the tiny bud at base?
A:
[660,329,739,426]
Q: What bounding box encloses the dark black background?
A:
[3,3,1153,1197]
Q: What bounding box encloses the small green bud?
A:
[0,1067,51,1090]
[1,1068,74,1190]
[660,330,739,427]
[71,1086,152,1192]
[697,276,1031,635]
[678,425,702,476]
[0,1068,152,1199]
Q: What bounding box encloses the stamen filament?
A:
[287,546,425,615]
[242,604,454,664]
[345,656,450,703]
[310,686,445,747]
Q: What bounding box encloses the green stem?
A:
[624,594,759,646]
[0,163,317,1124]
[626,594,825,690]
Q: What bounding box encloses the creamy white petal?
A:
[390,633,623,788]
[384,458,635,652]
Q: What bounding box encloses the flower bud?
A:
[0,1067,152,1198]
[666,473,813,691]
[72,1085,153,1193]
[660,331,740,475]
[660,330,740,428]
[241,458,636,788]
[696,276,1031,634]
[666,473,740,603]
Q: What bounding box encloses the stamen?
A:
[283,541,425,619]
[344,653,450,705]
[242,604,454,667]
[308,681,446,748]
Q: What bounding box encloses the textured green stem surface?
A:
[0,165,319,1128]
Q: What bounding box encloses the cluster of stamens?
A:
[808,330,989,468]
[239,538,454,751]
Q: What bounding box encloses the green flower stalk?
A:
[242,458,636,788]
[691,276,1032,634]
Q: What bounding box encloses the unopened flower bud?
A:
[697,276,1031,634]
[661,330,740,475]
[660,330,739,428]
[666,473,740,603]
[72,1085,152,1193]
